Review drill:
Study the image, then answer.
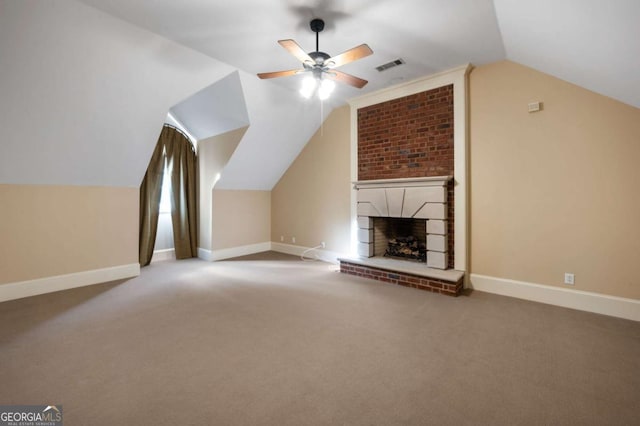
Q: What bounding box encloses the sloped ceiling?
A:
[3,1,637,191]
[169,72,250,142]
[78,0,506,104]
[494,0,640,109]
[0,0,323,190]
[79,0,639,109]
[217,71,323,189]
[0,0,236,187]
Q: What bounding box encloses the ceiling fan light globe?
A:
[318,79,336,100]
[300,75,318,99]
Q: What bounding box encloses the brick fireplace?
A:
[339,65,470,296]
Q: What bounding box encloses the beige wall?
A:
[212,190,270,250]
[470,61,640,299]
[198,127,246,250]
[0,185,138,285]
[271,106,351,253]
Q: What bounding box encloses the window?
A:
[159,154,172,214]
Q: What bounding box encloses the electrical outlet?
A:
[564,273,575,285]
[292,237,296,244]
[280,235,284,242]
[321,241,326,248]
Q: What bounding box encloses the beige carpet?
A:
[0,252,638,425]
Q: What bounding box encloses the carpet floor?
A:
[0,252,638,425]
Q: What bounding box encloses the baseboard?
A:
[469,274,640,322]
[201,241,345,264]
[271,242,346,264]
[0,263,140,303]
[151,248,175,263]
[197,247,213,262]
[210,242,272,261]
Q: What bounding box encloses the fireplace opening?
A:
[373,217,427,262]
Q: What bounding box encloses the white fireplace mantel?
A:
[353,175,451,269]
[353,176,453,190]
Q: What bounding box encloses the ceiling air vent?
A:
[375,58,405,72]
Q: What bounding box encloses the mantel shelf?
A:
[353,176,453,190]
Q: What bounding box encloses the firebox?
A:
[373,217,427,262]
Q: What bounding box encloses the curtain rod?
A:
[162,123,197,151]
[162,123,190,140]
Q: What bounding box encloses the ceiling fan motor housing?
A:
[309,51,330,65]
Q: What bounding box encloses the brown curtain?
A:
[165,129,198,259]
[138,138,166,266]
[139,125,198,266]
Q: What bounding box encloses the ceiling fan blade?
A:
[326,44,373,68]
[278,39,314,64]
[326,70,368,89]
[257,69,305,79]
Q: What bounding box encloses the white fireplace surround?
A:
[348,64,470,274]
[354,176,451,269]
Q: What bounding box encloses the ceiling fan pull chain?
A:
[320,99,324,137]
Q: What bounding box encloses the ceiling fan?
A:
[257,18,373,98]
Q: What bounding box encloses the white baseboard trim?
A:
[151,248,175,263]
[197,247,213,262]
[210,242,272,261]
[469,274,640,322]
[271,242,347,264]
[0,263,140,303]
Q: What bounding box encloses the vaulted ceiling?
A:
[81,0,640,108]
[2,1,638,191]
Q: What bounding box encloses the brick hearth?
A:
[339,259,464,297]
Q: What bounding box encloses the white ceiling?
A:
[79,0,640,108]
[495,0,640,108]
[169,71,250,142]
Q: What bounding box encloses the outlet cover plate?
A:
[564,273,575,285]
